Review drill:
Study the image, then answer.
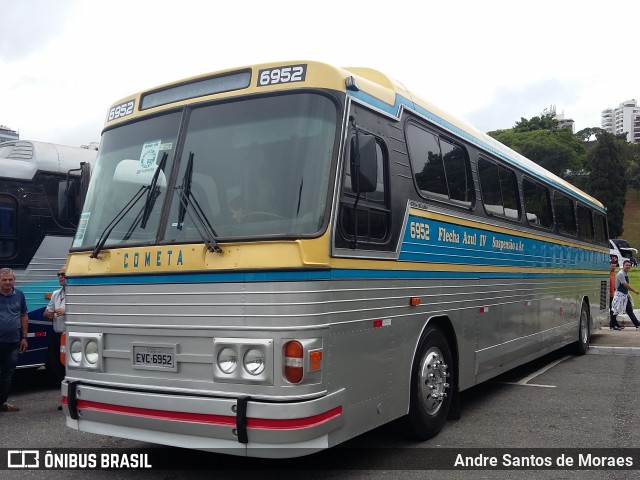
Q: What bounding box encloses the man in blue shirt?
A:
[0,267,29,412]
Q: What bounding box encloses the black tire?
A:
[45,332,65,383]
[574,303,590,356]
[405,325,454,440]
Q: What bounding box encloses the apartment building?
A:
[601,99,640,143]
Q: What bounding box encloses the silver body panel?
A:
[64,271,605,452]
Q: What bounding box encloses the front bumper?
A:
[61,380,344,458]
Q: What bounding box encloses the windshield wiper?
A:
[91,152,168,258]
[121,152,169,241]
[90,185,147,258]
[175,152,222,253]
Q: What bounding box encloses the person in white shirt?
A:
[44,266,66,332]
[44,266,66,387]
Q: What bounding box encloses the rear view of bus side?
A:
[61,61,609,457]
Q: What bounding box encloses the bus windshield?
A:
[73,93,337,250]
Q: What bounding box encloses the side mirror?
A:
[58,179,77,222]
[350,134,377,193]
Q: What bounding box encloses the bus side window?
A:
[405,124,473,207]
[0,195,17,258]
[553,192,577,236]
[340,138,390,244]
[593,211,607,245]
[523,178,553,229]
[478,158,520,220]
[577,203,594,242]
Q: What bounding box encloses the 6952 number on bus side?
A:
[410,221,430,240]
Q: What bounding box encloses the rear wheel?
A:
[574,303,590,355]
[405,325,454,440]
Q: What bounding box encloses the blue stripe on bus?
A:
[17,280,59,313]
[347,90,606,214]
[400,215,608,271]
[67,268,604,286]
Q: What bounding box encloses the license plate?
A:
[132,344,177,371]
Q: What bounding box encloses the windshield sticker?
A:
[159,142,173,151]
[138,140,161,174]
[72,212,90,247]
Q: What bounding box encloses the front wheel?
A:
[405,325,454,440]
[574,303,590,355]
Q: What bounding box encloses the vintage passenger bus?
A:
[0,140,95,379]
[61,61,609,457]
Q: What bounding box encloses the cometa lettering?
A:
[123,249,183,269]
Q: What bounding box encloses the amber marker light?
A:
[409,297,421,306]
[309,350,323,372]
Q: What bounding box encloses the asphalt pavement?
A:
[590,309,640,355]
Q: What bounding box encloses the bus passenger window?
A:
[523,178,553,229]
[406,126,447,197]
[405,124,472,206]
[440,139,473,205]
[593,212,607,245]
[0,195,17,258]
[576,204,594,242]
[478,158,520,220]
[553,193,576,236]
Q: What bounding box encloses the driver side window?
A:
[339,136,390,246]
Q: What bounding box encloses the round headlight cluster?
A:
[217,347,238,374]
[216,347,265,376]
[69,339,100,365]
[70,340,82,363]
[243,348,265,375]
[85,340,99,364]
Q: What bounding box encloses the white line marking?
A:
[494,355,572,388]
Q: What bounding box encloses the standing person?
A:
[610,258,623,330]
[0,267,29,412]
[612,259,640,329]
[44,266,66,383]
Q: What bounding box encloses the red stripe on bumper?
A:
[61,397,342,430]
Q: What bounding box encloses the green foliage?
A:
[488,112,639,238]
[628,143,640,190]
[488,127,585,179]
[587,131,628,237]
[575,127,606,141]
[512,113,559,132]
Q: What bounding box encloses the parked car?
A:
[610,239,638,267]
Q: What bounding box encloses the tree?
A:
[627,143,640,190]
[513,113,559,132]
[575,127,606,142]
[587,131,628,237]
[488,127,585,179]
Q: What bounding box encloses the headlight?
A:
[217,347,237,374]
[66,333,103,371]
[70,340,82,363]
[243,348,265,376]
[85,340,99,364]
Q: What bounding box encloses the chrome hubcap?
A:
[418,347,450,415]
[580,310,588,344]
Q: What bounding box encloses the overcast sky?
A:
[1,1,638,147]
